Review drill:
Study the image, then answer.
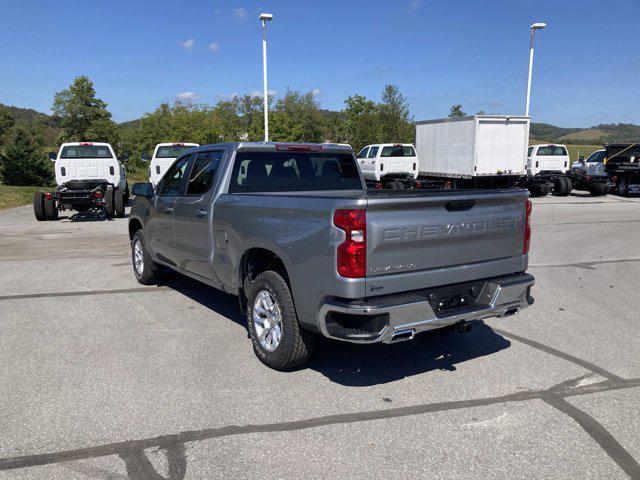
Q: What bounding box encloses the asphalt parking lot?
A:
[1,193,640,480]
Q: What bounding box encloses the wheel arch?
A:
[238,247,291,314]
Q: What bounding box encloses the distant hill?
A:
[0,103,61,147]
[530,122,640,145]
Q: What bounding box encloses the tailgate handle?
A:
[445,200,475,212]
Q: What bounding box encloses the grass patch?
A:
[0,185,50,210]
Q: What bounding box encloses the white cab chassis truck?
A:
[148,143,199,187]
[356,143,419,189]
[415,115,578,196]
[33,142,128,221]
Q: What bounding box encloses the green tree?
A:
[1,127,54,186]
[343,94,380,151]
[270,90,324,143]
[52,76,118,145]
[448,104,466,118]
[0,107,14,144]
[378,85,414,143]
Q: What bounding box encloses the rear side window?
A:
[527,147,534,156]
[228,152,362,193]
[367,146,379,158]
[60,145,113,158]
[186,151,224,196]
[537,146,567,156]
[380,145,415,157]
[157,155,192,196]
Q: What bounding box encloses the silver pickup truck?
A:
[129,142,534,370]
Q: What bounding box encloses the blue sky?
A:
[1,0,639,126]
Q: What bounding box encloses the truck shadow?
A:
[161,271,511,386]
[59,211,130,222]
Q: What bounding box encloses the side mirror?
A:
[141,153,149,162]
[120,153,129,162]
[579,156,585,162]
[132,182,154,198]
[48,152,57,162]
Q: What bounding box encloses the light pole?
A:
[525,22,547,117]
[259,12,274,142]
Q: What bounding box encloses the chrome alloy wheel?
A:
[252,290,283,352]
[133,239,144,277]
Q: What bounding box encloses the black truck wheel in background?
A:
[33,192,47,221]
[552,177,568,196]
[105,189,115,218]
[44,196,59,220]
[564,176,573,195]
[115,189,125,218]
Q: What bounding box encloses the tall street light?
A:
[525,22,547,117]
[259,13,274,142]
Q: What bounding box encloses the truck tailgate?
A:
[365,189,528,296]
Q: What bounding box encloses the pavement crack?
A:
[492,328,624,383]
[543,396,640,479]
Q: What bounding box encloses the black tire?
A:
[552,177,567,196]
[33,192,47,221]
[395,181,406,190]
[617,179,629,197]
[246,270,315,370]
[44,196,59,220]
[123,182,130,205]
[131,230,159,285]
[105,189,115,217]
[115,189,125,218]
[539,183,551,196]
[385,181,398,189]
[564,176,573,195]
[589,184,608,196]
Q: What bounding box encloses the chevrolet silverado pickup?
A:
[128,142,535,370]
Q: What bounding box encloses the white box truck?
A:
[414,115,581,196]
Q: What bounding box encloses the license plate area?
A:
[426,280,487,316]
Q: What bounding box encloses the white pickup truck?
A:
[34,142,128,220]
[148,143,199,187]
[356,143,419,189]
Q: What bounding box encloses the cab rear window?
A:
[380,146,416,157]
[156,145,195,158]
[537,146,567,156]
[229,152,362,193]
[60,145,113,159]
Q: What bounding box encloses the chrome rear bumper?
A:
[318,273,534,344]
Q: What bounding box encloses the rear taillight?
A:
[44,192,52,200]
[95,191,103,199]
[523,199,532,255]
[334,209,366,278]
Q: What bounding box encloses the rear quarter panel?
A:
[212,192,366,330]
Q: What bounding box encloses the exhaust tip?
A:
[391,329,415,343]
[503,307,520,317]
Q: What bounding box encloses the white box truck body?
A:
[415,115,530,178]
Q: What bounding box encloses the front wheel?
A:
[131,230,159,285]
[105,189,115,218]
[246,271,315,370]
[33,192,47,221]
[115,189,125,218]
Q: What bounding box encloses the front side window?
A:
[357,147,370,159]
[585,151,605,163]
[60,145,113,159]
[228,152,362,193]
[186,151,224,196]
[527,146,534,157]
[367,146,379,158]
[380,145,416,157]
[157,155,191,196]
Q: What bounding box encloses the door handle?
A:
[195,208,208,217]
[164,206,174,214]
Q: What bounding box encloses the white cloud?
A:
[208,42,220,53]
[176,91,201,101]
[219,92,240,99]
[312,88,321,97]
[180,38,195,52]
[250,90,277,98]
[233,7,247,22]
[408,0,422,11]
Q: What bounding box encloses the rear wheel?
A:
[115,189,125,218]
[552,177,567,196]
[564,176,573,195]
[33,192,47,221]
[105,189,115,217]
[132,230,159,285]
[44,196,59,220]
[617,179,629,197]
[246,270,315,370]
